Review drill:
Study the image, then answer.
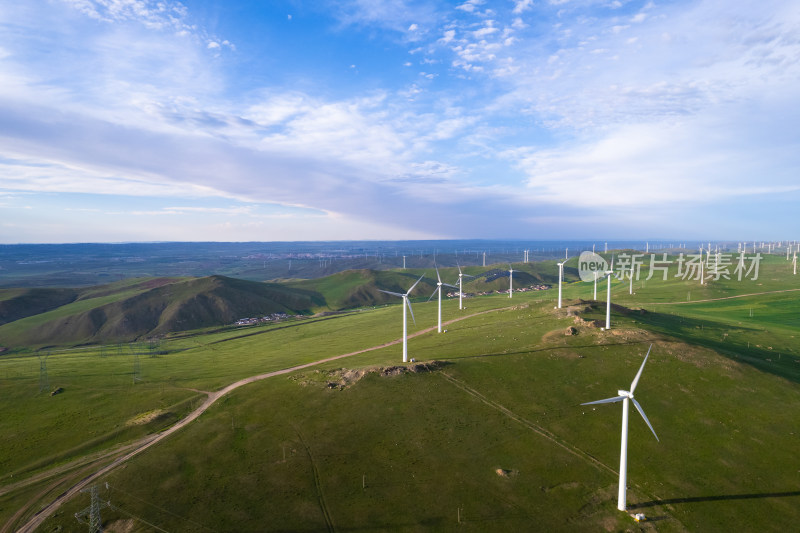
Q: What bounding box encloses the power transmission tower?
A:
[38,352,50,393]
[74,484,109,533]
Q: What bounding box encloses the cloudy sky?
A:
[1,0,798,243]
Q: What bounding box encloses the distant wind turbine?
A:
[605,256,615,329]
[454,264,475,310]
[582,345,659,512]
[379,274,425,362]
[629,260,634,295]
[428,265,457,333]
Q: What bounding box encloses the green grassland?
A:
[1,253,800,531]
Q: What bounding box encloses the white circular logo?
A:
[578,251,608,282]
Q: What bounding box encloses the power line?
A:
[108,502,171,533]
[105,483,216,532]
[38,352,50,393]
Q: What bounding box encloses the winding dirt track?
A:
[11,307,503,533]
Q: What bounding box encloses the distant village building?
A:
[234,312,293,326]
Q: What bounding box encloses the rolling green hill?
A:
[0,269,447,349]
[0,287,79,326]
[285,268,438,310]
[0,276,318,348]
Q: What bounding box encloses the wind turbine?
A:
[582,345,659,512]
[508,264,514,298]
[454,264,474,310]
[629,260,634,295]
[428,265,457,333]
[557,261,564,308]
[379,274,425,362]
[605,256,615,329]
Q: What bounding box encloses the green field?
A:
[2,253,800,532]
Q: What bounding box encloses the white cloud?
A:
[512,0,534,14]
[440,29,456,43]
[456,0,485,14]
[3,0,800,242]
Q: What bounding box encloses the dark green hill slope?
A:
[0,287,79,325]
[285,269,437,310]
[0,276,316,348]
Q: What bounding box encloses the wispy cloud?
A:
[1,0,799,242]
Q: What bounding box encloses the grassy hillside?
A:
[284,268,440,311]
[8,288,798,533]
[0,276,318,349]
[0,287,79,326]
[3,253,800,532]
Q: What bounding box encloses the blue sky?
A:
[1,0,799,243]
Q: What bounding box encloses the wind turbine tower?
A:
[629,261,634,295]
[605,258,615,329]
[379,274,425,362]
[557,261,564,308]
[429,266,457,333]
[582,345,659,512]
[454,264,475,310]
[508,264,514,298]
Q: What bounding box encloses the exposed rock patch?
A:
[292,361,448,390]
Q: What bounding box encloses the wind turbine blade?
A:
[581,395,627,406]
[408,273,425,294]
[427,286,440,302]
[378,289,405,298]
[629,345,652,393]
[457,263,463,275]
[631,398,659,442]
[442,282,458,289]
[435,265,442,284]
[406,298,416,325]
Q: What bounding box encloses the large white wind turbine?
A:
[428,265,457,333]
[582,345,659,512]
[379,274,425,362]
[454,264,475,310]
[557,261,564,308]
[508,264,514,298]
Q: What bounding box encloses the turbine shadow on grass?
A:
[631,490,800,509]
[624,306,800,384]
